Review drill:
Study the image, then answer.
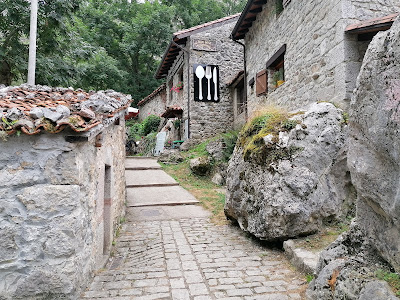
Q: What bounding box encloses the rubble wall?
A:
[0,119,126,299]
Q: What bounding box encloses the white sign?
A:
[154,132,167,156]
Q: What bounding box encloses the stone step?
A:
[283,239,320,275]
[125,157,161,170]
[127,185,199,207]
[126,205,211,222]
[125,169,177,187]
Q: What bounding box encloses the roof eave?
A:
[231,0,267,40]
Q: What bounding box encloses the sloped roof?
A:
[231,0,267,40]
[0,85,132,136]
[137,83,166,107]
[155,14,241,79]
[161,105,183,118]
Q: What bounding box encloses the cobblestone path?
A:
[81,158,306,299]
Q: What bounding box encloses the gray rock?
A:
[206,138,225,161]
[283,240,320,275]
[56,105,71,118]
[359,281,398,300]
[348,17,400,271]
[306,222,394,300]
[212,173,224,185]
[29,107,44,119]
[42,108,62,123]
[157,149,184,164]
[225,102,352,241]
[190,157,212,176]
[5,107,23,121]
[78,107,95,120]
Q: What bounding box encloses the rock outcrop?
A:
[307,17,400,299]
[306,223,396,299]
[225,102,354,241]
[347,16,400,273]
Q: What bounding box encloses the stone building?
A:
[155,14,244,142]
[137,83,166,121]
[0,85,131,299]
[231,0,400,115]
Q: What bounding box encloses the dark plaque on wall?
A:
[193,64,219,102]
[192,38,217,52]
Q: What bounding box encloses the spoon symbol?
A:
[195,65,205,100]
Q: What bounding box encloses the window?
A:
[236,79,245,115]
[256,69,267,96]
[168,79,173,100]
[266,44,286,89]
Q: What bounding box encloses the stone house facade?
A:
[231,0,400,115]
[137,83,166,121]
[0,85,130,299]
[155,14,244,142]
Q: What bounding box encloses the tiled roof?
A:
[227,70,245,86]
[231,0,267,40]
[0,85,132,136]
[137,83,166,107]
[155,14,241,79]
[161,105,183,118]
[345,13,399,33]
[173,13,241,40]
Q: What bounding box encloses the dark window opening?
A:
[266,44,286,89]
[103,165,111,255]
[236,79,245,115]
[168,79,173,100]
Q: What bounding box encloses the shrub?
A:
[221,130,239,161]
[142,115,161,136]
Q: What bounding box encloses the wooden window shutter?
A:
[283,0,291,7]
[256,69,267,96]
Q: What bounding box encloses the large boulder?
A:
[307,17,400,299]
[225,102,354,241]
[347,17,400,272]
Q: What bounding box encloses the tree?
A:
[0,0,80,85]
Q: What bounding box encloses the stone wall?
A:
[166,18,244,142]
[0,115,126,299]
[244,0,400,115]
[138,87,166,121]
[188,21,243,141]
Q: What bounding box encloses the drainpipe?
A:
[171,40,191,139]
[230,37,248,121]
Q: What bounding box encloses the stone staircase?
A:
[125,157,199,208]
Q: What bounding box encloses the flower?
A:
[170,81,184,92]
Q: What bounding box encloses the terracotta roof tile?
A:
[345,13,399,33]
[156,14,240,79]
[137,83,166,107]
[0,85,133,136]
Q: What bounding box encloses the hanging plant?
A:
[170,81,184,92]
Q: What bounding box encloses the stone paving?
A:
[81,158,306,299]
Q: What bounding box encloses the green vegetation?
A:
[376,270,400,296]
[305,274,314,283]
[126,115,161,156]
[1,0,247,102]
[238,108,302,165]
[161,131,239,224]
